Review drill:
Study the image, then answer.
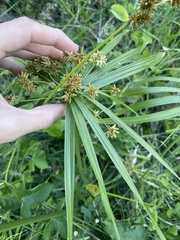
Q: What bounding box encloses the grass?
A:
[0,0,180,239]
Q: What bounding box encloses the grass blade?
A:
[116,96,180,115]
[75,98,166,240]
[84,43,147,85]
[85,96,179,180]
[132,76,180,86]
[119,107,180,124]
[91,52,164,88]
[121,86,180,97]
[64,104,76,239]
[71,101,121,240]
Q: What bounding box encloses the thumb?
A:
[27,104,66,132]
[0,102,66,144]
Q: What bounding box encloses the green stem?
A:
[0,211,64,233]
[43,22,129,104]
[4,138,22,183]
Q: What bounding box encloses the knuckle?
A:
[16,16,34,27]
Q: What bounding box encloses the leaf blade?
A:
[64,104,76,240]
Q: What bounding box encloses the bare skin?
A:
[0,17,78,144]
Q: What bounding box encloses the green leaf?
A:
[116,96,180,115]
[102,30,129,55]
[0,195,20,211]
[43,220,53,240]
[42,119,65,138]
[74,98,166,240]
[92,52,164,88]
[21,183,52,218]
[84,43,147,85]
[53,217,67,239]
[0,212,64,233]
[64,105,76,240]
[88,97,179,181]
[122,107,180,124]
[167,202,180,218]
[104,221,148,240]
[71,101,121,240]
[31,150,49,170]
[110,4,129,22]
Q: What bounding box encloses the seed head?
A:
[111,84,120,96]
[62,72,82,92]
[171,0,180,7]
[89,51,107,67]
[61,92,77,103]
[130,12,151,25]
[63,50,85,64]
[106,125,119,138]
[93,110,100,119]
[84,84,99,98]
[140,0,156,12]
[5,95,15,104]
[18,72,36,92]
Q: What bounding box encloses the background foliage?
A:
[0,0,180,239]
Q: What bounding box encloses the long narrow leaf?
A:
[132,76,180,86]
[84,43,147,85]
[85,96,179,180]
[71,101,121,240]
[116,96,180,115]
[102,30,129,55]
[121,86,180,97]
[91,52,164,88]
[113,107,180,124]
[75,98,166,240]
[65,104,76,240]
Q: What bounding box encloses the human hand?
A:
[0,17,78,144]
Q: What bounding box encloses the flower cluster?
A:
[62,50,85,64]
[89,51,107,67]
[61,72,82,102]
[61,92,77,103]
[140,0,156,12]
[111,84,120,96]
[130,12,152,25]
[17,49,108,104]
[129,0,157,25]
[25,56,61,76]
[171,0,180,7]
[84,83,99,98]
[62,72,82,92]
[130,0,180,26]
[106,125,119,138]
[18,72,36,92]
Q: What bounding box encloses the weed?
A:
[0,0,180,239]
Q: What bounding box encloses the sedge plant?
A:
[1,1,180,239]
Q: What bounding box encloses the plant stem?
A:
[4,138,22,183]
[0,211,64,233]
[43,21,129,104]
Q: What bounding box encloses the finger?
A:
[11,45,63,60]
[24,43,63,59]
[0,17,78,59]
[27,104,66,132]
[11,50,38,60]
[0,57,23,75]
[0,103,66,144]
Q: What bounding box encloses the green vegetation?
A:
[0,0,180,239]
